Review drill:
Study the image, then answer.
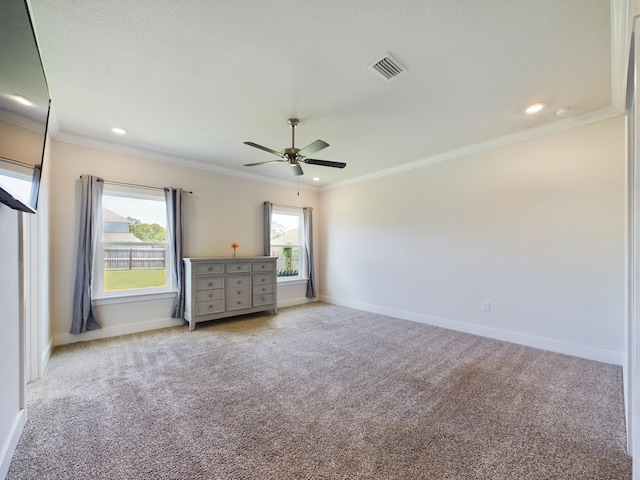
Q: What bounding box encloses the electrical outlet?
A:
[482,300,491,311]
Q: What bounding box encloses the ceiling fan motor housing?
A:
[283,147,301,163]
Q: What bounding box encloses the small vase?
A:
[232,248,236,257]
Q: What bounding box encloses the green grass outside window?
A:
[104,269,166,291]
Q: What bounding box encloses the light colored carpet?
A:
[7,302,632,479]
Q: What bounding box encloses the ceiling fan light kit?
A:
[244,118,346,177]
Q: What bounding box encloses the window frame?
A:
[271,205,307,283]
[0,157,34,206]
[94,184,175,300]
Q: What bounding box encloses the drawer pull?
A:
[208,304,213,308]
[261,288,266,292]
[261,265,265,269]
[208,282,213,287]
[208,266,213,271]
[209,293,213,298]
[237,300,242,305]
[237,265,241,270]
[237,290,242,294]
[261,278,266,282]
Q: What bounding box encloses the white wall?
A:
[320,116,626,363]
[0,205,25,479]
[49,141,319,344]
[0,118,53,381]
[37,132,52,373]
[23,130,52,382]
[0,121,50,478]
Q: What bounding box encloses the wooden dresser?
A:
[183,256,278,331]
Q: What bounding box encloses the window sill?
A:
[94,291,177,306]
[277,278,308,286]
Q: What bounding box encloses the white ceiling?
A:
[28,0,624,188]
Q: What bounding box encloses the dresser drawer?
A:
[227,286,250,299]
[253,293,274,307]
[253,273,273,286]
[253,283,273,295]
[196,289,224,302]
[253,261,275,272]
[196,277,225,291]
[227,275,251,288]
[195,263,225,275]
[227,263,251,273]
[196,299,224,315]
[227,297,251,311]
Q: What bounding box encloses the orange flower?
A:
[230,242,239,248]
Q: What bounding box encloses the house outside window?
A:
[95,185,173,297]
[271,206,306,281]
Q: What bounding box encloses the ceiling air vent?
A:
[368,53,407,81]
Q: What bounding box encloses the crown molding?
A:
[52,105,622,196]
[52,131,320,193]
[321,106,623,192]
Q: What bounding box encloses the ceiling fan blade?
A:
[303,158,347,169]
[298,139,329,157]
[244,160,286,167]
[244,141,283,157]
[291,164,304,176]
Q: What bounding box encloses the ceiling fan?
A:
[244,118,346,176]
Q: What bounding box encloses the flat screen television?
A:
[0,0,51,214]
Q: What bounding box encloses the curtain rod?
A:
[269,203,310,209]
[79,176,193,194]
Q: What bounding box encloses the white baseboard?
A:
[53,317,184,346]
[40,338,53,378]
[320,295,623,365]
[0,409,25,480]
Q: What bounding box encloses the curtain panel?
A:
[70,174,103,334]
[303,207,316,299]
[166,188,185,318]
[263,201,272,256]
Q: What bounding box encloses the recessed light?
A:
[11,94,34,107]
[111,127,127,135]
[525,103,545,114]
[312,177,320,182]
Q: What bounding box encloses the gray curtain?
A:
[263,201,272,256]
[303,207,316,299]
[71,174,103,334]
[166,188,185,318]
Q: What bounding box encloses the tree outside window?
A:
[271,207,305,280]
[96,186,173,296]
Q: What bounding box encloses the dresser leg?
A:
[273,307,278,315]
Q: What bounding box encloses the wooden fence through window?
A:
[104,247,166,270]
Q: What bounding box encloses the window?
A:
[271,206,305,281]
[0,157,33,206]
[95,185,173,297]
